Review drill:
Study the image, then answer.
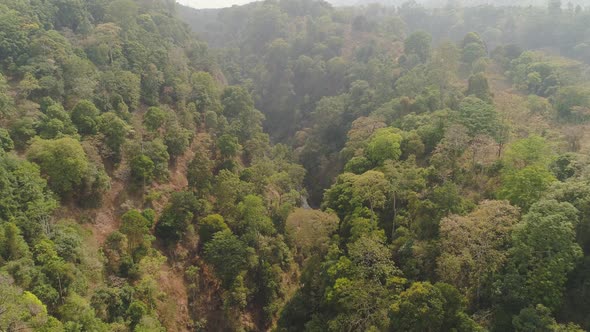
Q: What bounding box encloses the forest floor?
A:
[55,128,219,331]
[148,131,218,332]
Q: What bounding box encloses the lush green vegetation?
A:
[1,0,590,331]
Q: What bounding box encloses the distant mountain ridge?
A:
[178,0,590,9]
[332,0,590,6]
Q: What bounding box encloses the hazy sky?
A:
[176,0,590,9]
[177,0,253,9]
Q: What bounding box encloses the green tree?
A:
[86,23,123,66]
[57,293,108,331]
[130,154,155,186]
[96,70,140,111]
[513,304,584,332]
[389,282,445,331]
[389,282,480,332]
[353,170,390,218]
[204,110,218,131]
[0,222,30,262]
[457,97,499,137]
[461,32,485,49]
[499,165,556,211]
[63,56,98,101]
[404,31,432,63]
[344,156,372,174]
[106,0,138,30]
[191,71,220,112]
[187,148,214,197]
[141,64,163,106]
[323,172,363,221]
[365,128,403,165]
[463,43,486,66]
[0,73,14,117]
[466,73,492,102]
[204,230,252,287]
[164,122,191,159]
[553,86,590,120]
[436,283,483,331]
[103,231,130,275]
[347,233,399,282]
[155,191,200,244]
[127,301,147,328]
[217,134,240,159]
[438,200,520,306]
[98,112,129,161]
[237,194,276,241]
[143,106,167,132]
[500,136,556,210]
[0,277,52,331]
[0,6,31,65]
[0,154,57,239]
[221,86,255,119]
[429,42,460,102]
[10,117,37,150]
[198,214,229,245]
[326,277,394,332]
[71,100,100,135]
[503,135,554,169]
[498,200,583,312]
[120,209,152,256]
[0,128,14,152]
[27,137,89,198]
[461,33,487,65]
[17,73,40,100]
[213,170,252,218]
[142,138,170,179]
[38,104,78,139]
[33,239,77,302]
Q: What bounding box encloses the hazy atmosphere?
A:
[178,0,590,9]
[2,0,590,331]
[177,0,252,8]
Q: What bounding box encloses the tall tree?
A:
[404,31,432,64]
[27,137,90,198]
[498,200,582,313]
[438,200,520,307]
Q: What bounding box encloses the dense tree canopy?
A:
[27,137,90,198]
[1,0,590,330]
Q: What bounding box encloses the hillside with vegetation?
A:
[1,0,590,331]
[329,0,590,7]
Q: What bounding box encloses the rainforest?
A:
[1,0,590,331]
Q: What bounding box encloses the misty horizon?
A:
[177,0,252,8]
[177,0,590,10]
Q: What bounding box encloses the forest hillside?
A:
[1,0,590,331]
